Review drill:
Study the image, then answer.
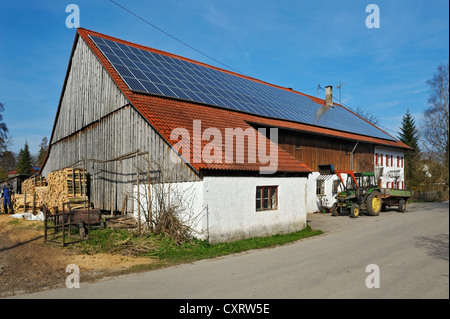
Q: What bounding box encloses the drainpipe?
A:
[350,142,359,171]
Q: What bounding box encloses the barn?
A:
[41,28,411,242]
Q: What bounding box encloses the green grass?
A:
[153,225,322,263]
[75,225,323,266]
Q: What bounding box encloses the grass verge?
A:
[75,225,323,267]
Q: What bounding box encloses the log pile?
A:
[14,168,90,214]
[13,176,47,214]
[107,215,138,229]
[44,167,89,213]
[13,187,49,214]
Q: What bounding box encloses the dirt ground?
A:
[0,214,157,297]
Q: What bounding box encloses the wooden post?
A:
[61,208,65,247]
[146,153,153,232]
[136,151,141,236]
[83,162,86,209]
[32,192,36,215]
[78,168,82,198]
[71,165,75,197]
[121,195,128,215]
[43,206,47,242]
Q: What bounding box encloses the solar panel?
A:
[89,35,395,141]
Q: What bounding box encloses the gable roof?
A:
[43,28,412,175]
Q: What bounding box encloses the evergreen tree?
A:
[37,136,48,167]
[17,141,33,174]
[398,109,420,152]
[398,110,421,189]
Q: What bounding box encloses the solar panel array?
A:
[89,35,395,141]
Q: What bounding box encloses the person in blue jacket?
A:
[1,180,14,214]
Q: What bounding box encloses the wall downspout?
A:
[350,142,359,171]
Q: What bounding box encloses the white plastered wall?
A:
[374,146,405,189]
[306,172,347,213]
[134,176,308,243]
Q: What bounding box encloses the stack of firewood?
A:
[44,167,89,213]
[107,215,138,229]
[13,176,47,214]
[15,168,90,214]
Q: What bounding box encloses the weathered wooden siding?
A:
[43,36,199,212]
[278,128,374,172]
[51,37,128,144]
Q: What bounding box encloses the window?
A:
[380,154,383,166]
[332,179,340,194]
[256,186,278,211]
[375,153,378,166]
[316,180,325,196]
[397,156,400,167]
[386,154,389,167]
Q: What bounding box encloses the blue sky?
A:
[0,0,448,155]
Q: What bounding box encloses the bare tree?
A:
[353,105,380,125]
[421,63,449,188]
[131,154,204,243]
[0,102,9,154]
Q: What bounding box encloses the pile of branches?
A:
[153,207,192,245]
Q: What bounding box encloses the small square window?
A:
[256,186,278,211]
[316,180,325,196]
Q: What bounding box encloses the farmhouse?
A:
[41,28,411,242]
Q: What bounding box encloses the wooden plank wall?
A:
[278,128,374,172]
[51,37,128,144]
[43,37,199,213]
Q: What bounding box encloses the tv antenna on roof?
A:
[337,81,346,103]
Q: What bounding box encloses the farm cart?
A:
[318,165,382,218]
[43,203,101,246]
[381,188,411,212]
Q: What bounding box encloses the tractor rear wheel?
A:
[367,190,382,216]
[350,203,360,218]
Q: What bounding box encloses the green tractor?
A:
[318,165,382,218]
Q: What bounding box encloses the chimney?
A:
[325,85,333,107]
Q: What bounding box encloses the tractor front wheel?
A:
[350,203,360,218]
[331,203,340,216]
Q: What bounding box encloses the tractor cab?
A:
[353,172,377,192]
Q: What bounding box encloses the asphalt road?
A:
[12,201,449,299]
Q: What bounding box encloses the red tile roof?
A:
[72,28,411,174]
